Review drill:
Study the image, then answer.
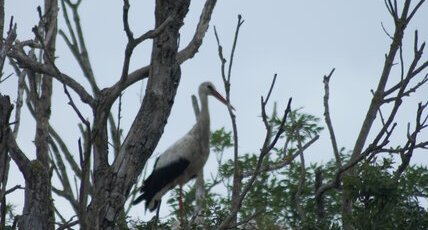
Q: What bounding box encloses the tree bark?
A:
[19,161,55,230]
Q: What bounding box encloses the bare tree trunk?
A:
[87,1,190,229]
[18,1,58,229]
[1,93,55,230]
[0,2,9,229]
[19,162,54,230]
[0,94,12,230]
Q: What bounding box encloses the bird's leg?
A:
[179,184,185,228]
[155,200,161,228]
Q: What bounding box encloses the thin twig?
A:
[242,135,319,177]
[113,93,123,156]
[63,84,90,127]
[5,185,23,195]
[56,215,79,230]
[226,15,244,85]
[381,21,393,39]
[264,74,277,107]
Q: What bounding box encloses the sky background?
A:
[2,0,428,223]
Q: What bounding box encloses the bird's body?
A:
[133,82,230,211]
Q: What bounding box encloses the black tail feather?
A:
[132,193,146,205]
[132,180,156,210]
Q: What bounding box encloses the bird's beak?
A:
[211,89,235,111]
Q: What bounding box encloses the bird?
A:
[133,81,233,212]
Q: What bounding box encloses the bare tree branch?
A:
[177,0,217,63]
[49,139,78,212]
[108,0,218,102]
[217,96,292,230]
[1,94,30,174]
[119,0,175,85]
[242,134,319,178]
[12,68,25,137]
[55,215,78,230]
[340,2,428,227]
[60,0,98,95]
[5,185,23,195]
[49,126,81,177]
[294,130,307,222]
[8,47,94,105]
[215,14,244,227]
[0,0,4,47]
[394,101,428,179]
[323,68,342,168]
[406,0,425,23]
[0,16,15,77]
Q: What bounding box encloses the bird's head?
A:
[199,81,235,110]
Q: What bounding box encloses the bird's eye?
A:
[207,85,214,90]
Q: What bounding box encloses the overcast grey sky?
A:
[3,0,428,221]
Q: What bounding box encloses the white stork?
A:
[133,81,232,212]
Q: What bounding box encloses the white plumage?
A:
[133,81,231,211]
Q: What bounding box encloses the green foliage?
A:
[344,158,428,229]
[211,127,233,153]
[128,110,428,229]
[164,179,232,229]
[273,108,324,142]
[3,202,17,228]
[127,217,174,230]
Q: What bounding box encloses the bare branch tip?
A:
[323,68,335,83]
[288,97,293,104]
[8,16,15,32]
[286,97,293,111]
[37,6,42,18]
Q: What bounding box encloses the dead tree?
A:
[2,0,218,229]
[316,1,428,229]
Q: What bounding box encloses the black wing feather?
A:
[133,157,190,211]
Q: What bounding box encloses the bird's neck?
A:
[196,93,210,142]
